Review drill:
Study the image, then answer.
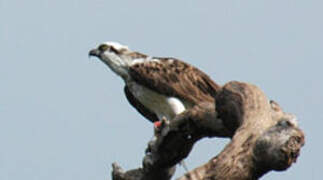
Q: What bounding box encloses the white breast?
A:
[127,82,187,121]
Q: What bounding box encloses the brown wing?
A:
[128,58,220,105]
[124,86,159,123]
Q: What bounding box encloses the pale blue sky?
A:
[1,0,322,179]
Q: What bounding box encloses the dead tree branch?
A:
[111,81,305,180]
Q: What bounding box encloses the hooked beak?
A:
[88,49,101,58]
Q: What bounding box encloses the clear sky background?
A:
[1,0,322,179]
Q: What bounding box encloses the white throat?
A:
[100,51,131,80]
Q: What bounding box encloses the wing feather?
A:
[128,58,220,105]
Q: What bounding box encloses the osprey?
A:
[89,42,220,124]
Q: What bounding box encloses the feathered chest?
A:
[126,81,188,120]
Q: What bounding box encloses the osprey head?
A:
[89,41,130,59]
[89,42,143,79]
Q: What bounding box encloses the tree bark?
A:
[111,81,305,180]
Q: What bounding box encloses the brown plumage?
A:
[129,58,220,105]
[89,42,220,123]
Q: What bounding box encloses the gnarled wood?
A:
[111,81,305,180]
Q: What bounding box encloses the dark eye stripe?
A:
[98,44,109,51]
[110,46,119,54]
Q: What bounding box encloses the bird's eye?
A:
[98,44,109,51]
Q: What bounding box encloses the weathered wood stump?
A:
[111,81,305,180]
